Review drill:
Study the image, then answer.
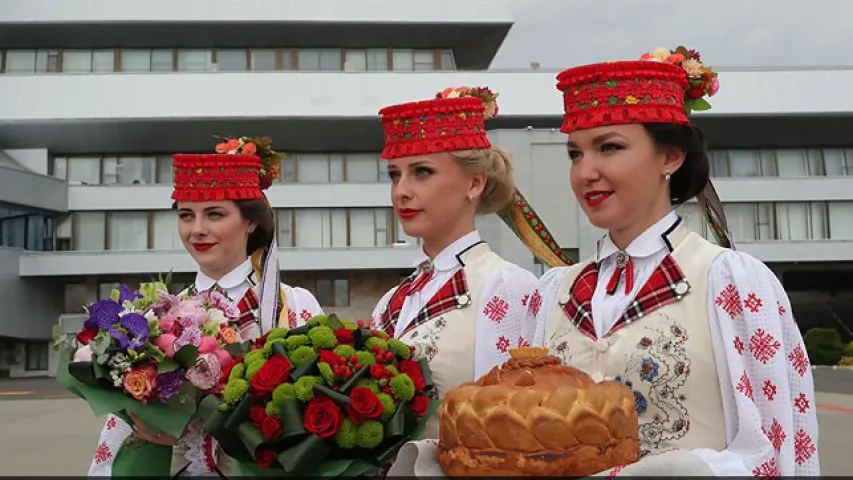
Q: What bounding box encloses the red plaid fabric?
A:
[561,255,688,340]
[377,269,470,338]
[234,287,285,330]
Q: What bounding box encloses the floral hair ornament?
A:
[172,137,289,334]
[555,45,735,249]
[378,85,498,160]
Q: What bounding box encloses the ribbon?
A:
[497,188,574,268]
[697,180,736,250]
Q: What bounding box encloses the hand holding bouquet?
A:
[198,314,437,477]
[54,277,242,476]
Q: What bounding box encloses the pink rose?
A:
[708,77,720,96]
[155,333,178,357]
[159,315,176,332]
[123,365,157,402]
[186,353,222,391]
[175,300,209,325]
[198,336,218,354]
[213,349,235,372]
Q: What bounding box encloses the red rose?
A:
[249,405,267,428]
[687,84,704,100]
[76,327,98,346]
[304,396,344,439]
[334,328,354,345]
[318,349,344,367]
[397,360,426,392]
[410,395,429,417]
[370,364,387,380]
[255,446,277,469]
[261,415,283,440]
[346,387,384,425]
[250,355,293,397]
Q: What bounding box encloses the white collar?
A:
[597,211,680,262]
[412,230,483,272]
[195,258,254,292]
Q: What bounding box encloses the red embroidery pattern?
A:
[749,329,782,364]
[736,371,754,400]
[483,296,509,323]
[793,393,810,414]
[777,301,786,316]
[517,336,531,348]
[744,292,764,313]
[787,346,810,377]
[495,336,511,353]
[300,309,312,321]
[93,441,112,465]
[288,310,297,329]
[529,289,543,317]
[762,379,777,401]
[762,419,786,451]
[752,458,780,478]
[715,284,743,319]
[733,336,745,355]
[793,429,816,465]
[606,464,627,478]
[106,416,117,430]
[521,294,529,307]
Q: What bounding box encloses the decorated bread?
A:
[438,347,639,477]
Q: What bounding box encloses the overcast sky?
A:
[490,0,853,70]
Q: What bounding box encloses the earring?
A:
[664,171,671,180]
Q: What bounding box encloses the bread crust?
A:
[438,348,639,476]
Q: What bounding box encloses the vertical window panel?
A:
[346,154,379,183]
[277,209,293,247]
[74,212,106,251]
[349,209,375,247]
[108,212,148,251]
[331,209,348,248]
[152,211,182,250]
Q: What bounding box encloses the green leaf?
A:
[173,344,199,369]
[92,334,111,356]
[166,381,198,415]
[324,314,344,331]
[157,357,180,374]
[691,97,712,111]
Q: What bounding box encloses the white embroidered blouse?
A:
[85,259,324,477]
[524,212,820,477]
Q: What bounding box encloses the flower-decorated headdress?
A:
[378,86,499,160]
[171,136,284,202]
[171,137,288,334]
[555,45,734,249]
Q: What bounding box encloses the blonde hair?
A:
[449,146,516,215]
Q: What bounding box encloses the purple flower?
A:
[174,323,201,351]
[120,313,150,341]
[85,300,123,330]
[108,327,129,351]
[118,285,142,304]
[156,369,186,402]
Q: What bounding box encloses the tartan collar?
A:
[411,231,484,273]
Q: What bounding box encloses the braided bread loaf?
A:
[438,347,639,477]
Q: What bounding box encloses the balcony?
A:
[0,0,512,69]
[67,183,392,211]
[18,245,421,277]
[2,68,853,153]
[737,241,853,263]
[0,165,68,212]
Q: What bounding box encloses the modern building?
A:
[1,0,852,377]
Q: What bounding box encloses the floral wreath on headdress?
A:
[435,86,500,120]
[214,136,285,190]
[639,45,720,114]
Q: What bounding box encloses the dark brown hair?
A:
[171,199,276,255]
[643,123,710,206]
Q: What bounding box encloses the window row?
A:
[65,275,351,313]
[51,153,390,185]
[676,201,853,242]
[710,148,853,178]
[0,48,455,74]
[0,202,54,251]
[55,208,418,252]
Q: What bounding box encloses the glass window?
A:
[156,155,174,183]
[67,157,101,184]
[74,212,106,251]
[36,50,60,73]
[250,49,277,71]
[216,49,247,71]
[294,209,330,248]
[346,153,379,182]
[51,157,68,179]
[728,150,762,177]
[118,156,156,185]
[61,50,92,73]
[319,49,341,71]
[366,49,388,71]
[4,50,36,73]
[413,50,435,71]
[25,215,46,251]
[121,50,152,72]
[392,49,414,71]
[344,50,366,72]
[297,154,330,183]
[316,279,349,307]
[349,209,375,247]
[177,49,211,71]
[108,212,148,251]
[824,149,852,176]
[151,49,173,72]
[25,341,49,371]
[828,202,853,239]
[152,211,182,251]
[440,50,455,70]
[723,203,757,242]
[708,151,729,177]
[277,209,293,247]
[92,50,115,72]
[0,215,26,248]
[331,209,347,248]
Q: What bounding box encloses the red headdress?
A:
[171,136,283,202]
[555,45,733,249]
[378,86,499,160]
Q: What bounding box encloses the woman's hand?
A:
[128,412,179,446]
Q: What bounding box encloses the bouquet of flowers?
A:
[54,276,242,476]
[198,313,437,477]
[639,45,720,113]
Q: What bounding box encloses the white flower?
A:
[208,308,227,325]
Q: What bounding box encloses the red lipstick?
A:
[192,243,215,252]
[584,190,613,208]
[398,208,422,220]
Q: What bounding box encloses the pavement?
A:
[1,370,852,476]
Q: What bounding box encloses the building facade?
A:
[1,0,852,377]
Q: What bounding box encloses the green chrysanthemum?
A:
[285,334,309,351]
[244,349,265,364]
[364,337,388,351]
[355,351,375,366]
[228,363,246,383]
[223,379,249,405]
[356,420,384,449]
[272,383,295,403]
[294,376,319,402]
[318,362,336,385]
[389,374,415,401]
[291,345,316,367]
[355,378,380,394]
[267,327,289,342]
[245,358,267,380]
[334,418,358,449]
[308,326,337,349]
[376,393,396,421]
[333,345,356,360]
[385,365,399,376]
[386,339,411,360]
[266,399,284,417]
[263,338,286,356]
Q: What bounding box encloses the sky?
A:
[490,0,853,70]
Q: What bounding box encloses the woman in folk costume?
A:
[368,86,571,440]
[83,137,323,477]
[523,46,820,476]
